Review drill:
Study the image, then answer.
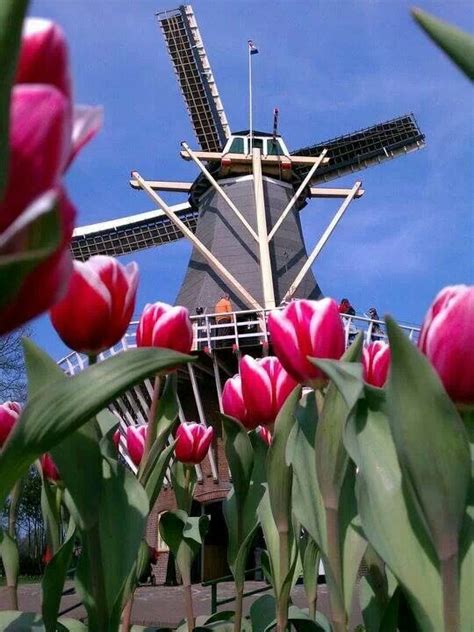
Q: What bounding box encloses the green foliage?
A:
[41,518,76,632]
[0,340,193,507]
[0,529,19,588]
[412,7,474,80]
[0,611,87,631]
[0,0,28,196]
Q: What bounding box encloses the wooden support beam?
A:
[309,186,365,199]
[180,150,330,166]
[129,179,193,192]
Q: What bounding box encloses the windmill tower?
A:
[64,5,425,583]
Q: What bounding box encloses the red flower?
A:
[136,302,193,354]
[126,425,147,467]
[222,374,249,426]
[175,423,213,465]
[256,426,272,446]
[42,545,54,565]
[0,402,21,447]
[418,285,474,405]
[40,453,60,482]
[0,18,102,335]
[268,299,345,387]
[50,256,139,354]
[363,341,391,388]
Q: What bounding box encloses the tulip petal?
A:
[127,425,146,466]
[66,105,103,170]
[195,426,214,462]
[175,423,195,463]
[241,355,274,425]
[222,375,249,426]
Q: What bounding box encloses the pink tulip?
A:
[363,342,391,388]
[222,356,297,429]
[136,302,193,354]
[0,402,21,447]
[257,426,272,446]
[418,285,474,405]
[268,298,345,387]
[222,375,250,426]
[16,18,71,101]
[40,454,60,482]
[0,18,102,336]
[50,256,139,354]
[175,423,214,465]
[113,428,121,450]
[126,425,147,467]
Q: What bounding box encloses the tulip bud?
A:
[222,375,249,426]
[363,341,391,388]
[126,425,147,467]
[50,256,139,354]
[113,428,121,450]
[136,302,193,355]
[268,298,345,387]
[16,18,71,100]
[0,402,21,447]
[175,423,214,465]
[256,426,272,446]
[222,356,297,429]
[40,453,60,482]
[418,285,474,405]
[42,545,54,566]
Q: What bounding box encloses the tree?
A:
[0,325,31,403]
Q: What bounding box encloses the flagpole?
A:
[248,41,253,153]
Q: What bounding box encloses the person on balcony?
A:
[214,294,233,347]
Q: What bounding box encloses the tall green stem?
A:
[183,582,195,632]
[142,375,161,464]
[276,527,289,632]
[85,519,108,631]
[441,552,460,632]
[326,507,346,632]
[233,511,244,632]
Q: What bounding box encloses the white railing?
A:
[57,308,420,373]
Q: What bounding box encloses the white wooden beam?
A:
[181,142,258,242]
[132,171,263,311]
[129,179,193,192]
[283,181,362,301]
[309,186,365,199]
[180,150,330,167]
[267,149,328,242]
[252,148,276,309]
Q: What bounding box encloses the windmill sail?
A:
[292,113,425,183]
[71,203,195,261]
[157,5,230,152]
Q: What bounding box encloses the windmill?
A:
[63,5,425,582]
[71,4,425,315]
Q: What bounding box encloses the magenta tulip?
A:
[0,402,21,447]
[363,342,391,388]
[136,302,193,354]
[40,454,60,482]
[175,423,214,465]
[222,375,250,426]
[257,426,272,446]
[0,18,102,336]
[50,256,139,354]
[222,355,297,429]
[268,298,345,387]
[418,285,474,405]
[126,425,147,467]
[16,18,71,101]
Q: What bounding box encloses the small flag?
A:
[248,40,259,55]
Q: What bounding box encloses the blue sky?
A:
[29,0,473,360]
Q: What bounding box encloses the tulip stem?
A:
[326,507,346,632]
[183,582,195,632]
[121,593,134,632]
[276,527,289,632]
[441,551,460,632]
[142,375,161,465]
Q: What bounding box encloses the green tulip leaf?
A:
[221,414,254,509]
[143,441,176,509]
[412,7,474,80]
[0,341,194,506]
[42,519,76,632]
[250,594,276,632]
[0,612,87,631]
[266,386,301,532]
[170,460,196,513]
[40,475,62,552]
[74,457,149,631]
[0,529,19,590]
[299,532,320,618]
[159,510,209,586]
[0,0,28,196]
[344,387,443,630]
[386,316,470,563]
